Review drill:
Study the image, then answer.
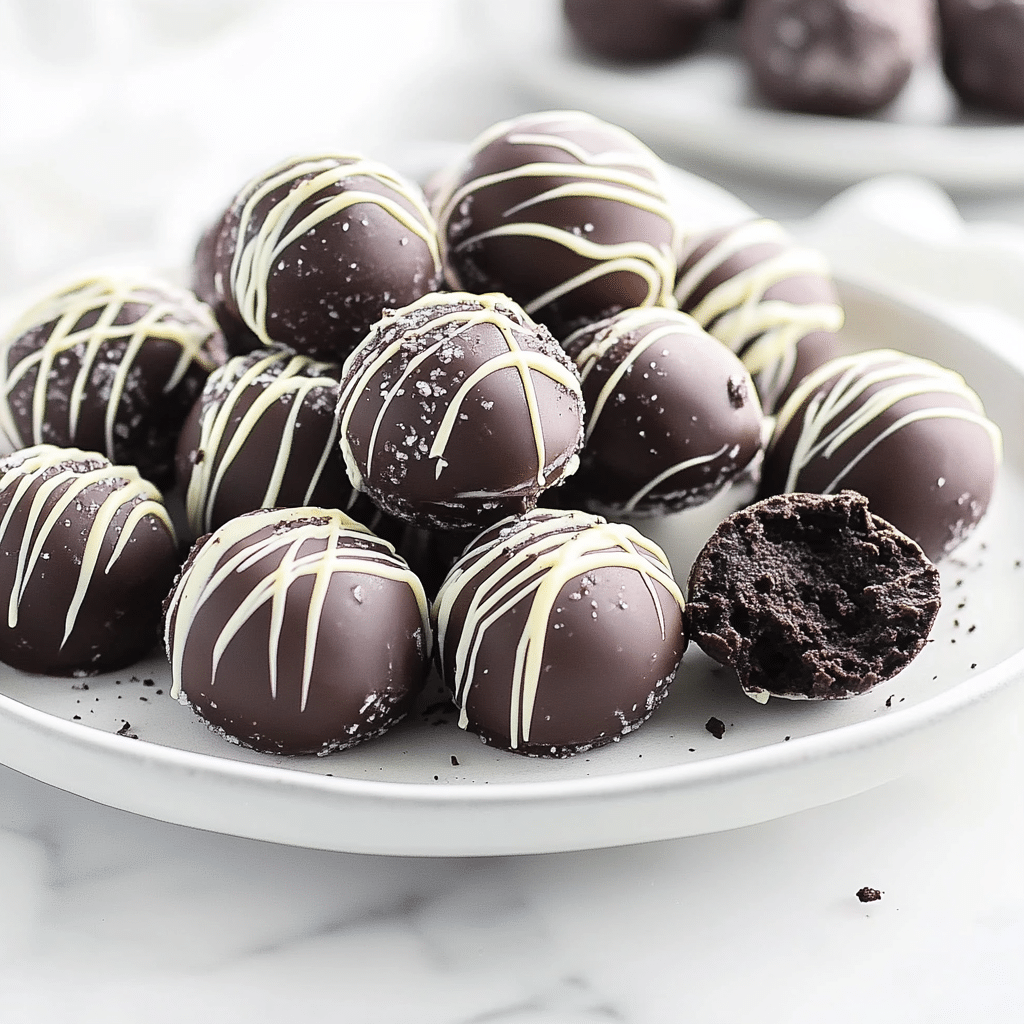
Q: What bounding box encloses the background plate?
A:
[473,0,1024,191]
[1,276,1022,856]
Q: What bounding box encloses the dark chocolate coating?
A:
[938,0,1024,117]
[674,218,844,412]
[563,0,728,62]
[759,349,1003,562]
[741,0,932,116]
[564,307,763,516]
[163,507,431,755]
[337,292,585,532]
[204,154,442,362]
[192,213,263,357]
[0,446,179,676]
[686,491,941,700]
[176,345,356,541]
[433,508,687,756]
[0,274,221,487]
[432,111,678,341]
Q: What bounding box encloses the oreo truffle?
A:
[563,0,729,63]
[760,349,1003,562]
[164,507,431,755]
[433,508,687,756]
[0,445,178,676]
[937,0,1024,117]
[674,217,844,411]
[337,292,585,531]
[176,345,353,541]
[199,154,442,362]
[0,273,221,486]
[741,0,933,116]
[564,307,763,516]
[432,111,678,340]
[686,491,941,701]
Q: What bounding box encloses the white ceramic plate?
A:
[472,0,1024,190]
[1,274,1023,856]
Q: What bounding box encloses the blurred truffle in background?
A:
[562,0,731,62]
[740,0,934,116]
[937,0,1024,117]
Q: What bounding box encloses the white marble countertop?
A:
[2,2,1023,1020]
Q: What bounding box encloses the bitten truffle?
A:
[759,349,1003,562]
[433,508,687,757]
[337,292,585,531]
[564,307,763,516]
[741,0,933,116]
[686,491,941,701]
[0,273,221,487]
[674,218,844,411]
[0,445,179,676]
[432,110,678,340]
[196,154,442,362]
[163,507,432,755]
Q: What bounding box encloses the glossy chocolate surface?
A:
[433,508,687,756]
[203,154,442,362]
[164,507,431,755]
[759,349,1003,562]
[432,111,678,340]
[674,218,844,411]
[564,307,763,515]
[338,292,585,531]
[0,445,178,676]
[176,345,355,541]
[0,273,221,487]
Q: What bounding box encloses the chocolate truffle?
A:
[564,307,763,516]
[674,217,844,411]
[0,445,178,676]
[200,154,442,362]
[0,273,221,487]
[164,507,431,755]
[741,0,933,116]
[432,111,678,340]
[760,349,1003,562]
[686,491,941,701]
[176,345,354,541]
[937,0,1024,117]
[337,292,585,531]
[433,508,687,756]
[563,0,729,63]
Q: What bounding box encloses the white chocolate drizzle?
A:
[432,508,685,750]
[770,349,1004,494]
[433,111,678,318]
[183,347,342,538]
[337,292,583,497]
[0,445,173,646]
[0,274,219,457]
[675,219,844,404]
[570,307,759,513]
[164,507,430,712]
[228,154,441,345]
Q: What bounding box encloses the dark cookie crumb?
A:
[450,755,460,766]
[856,887,883,903]
[705,716,726,739]
[687,491,941,700]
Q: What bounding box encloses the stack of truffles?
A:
[0,110,1003,759]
